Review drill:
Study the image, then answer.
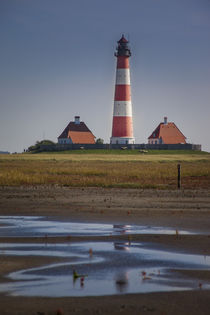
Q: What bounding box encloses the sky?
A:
[0,0,210,153]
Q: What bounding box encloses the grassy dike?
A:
[0,150,209,189]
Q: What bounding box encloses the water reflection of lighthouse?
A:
[113,224,131,234]
[115,271,129,293]
[113,225,131,251]
[114,241,130,251]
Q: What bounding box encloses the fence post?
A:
[177,164,181,189]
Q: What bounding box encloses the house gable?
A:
[148,118,186,144]
[58,116,96,144]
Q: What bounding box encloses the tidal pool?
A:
[0,241,210,297]
[0,216,208,297]
[0,216,193,237]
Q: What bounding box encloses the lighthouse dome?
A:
[118,34,129,44]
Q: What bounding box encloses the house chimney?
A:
[164,117,168,125]
[75,116,80,124]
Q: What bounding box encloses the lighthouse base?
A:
[110,137,135,145]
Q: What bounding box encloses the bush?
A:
[96,138,104,144]
[27,140,55,152]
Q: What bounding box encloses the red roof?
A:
[68,131,95,144]
[148,122,186,144]
[58,121,95,144]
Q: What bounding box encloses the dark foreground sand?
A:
[0,186,210,315]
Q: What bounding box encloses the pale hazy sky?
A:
[1,0,210,152]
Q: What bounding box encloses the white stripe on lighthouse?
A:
[113,101,132,116]
[115,68,130,85]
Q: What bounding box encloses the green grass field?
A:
[0,150,209,189]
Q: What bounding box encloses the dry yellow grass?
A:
[1,152,210,162]
[0,152,209,189]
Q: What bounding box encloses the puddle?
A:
[0,216,193,237]
[0,241,210,297]
[0,216,208,297]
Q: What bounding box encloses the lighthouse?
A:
[110,35,135,145]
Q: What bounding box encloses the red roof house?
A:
[58,116,96,144]
[148,117,186,145]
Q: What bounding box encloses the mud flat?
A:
[0,186,210,315]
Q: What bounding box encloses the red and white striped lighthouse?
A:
[110,35,135,145]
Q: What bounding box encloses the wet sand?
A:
[0,291,210,315]
[0,186,210,314]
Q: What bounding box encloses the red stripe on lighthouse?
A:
[112,116,133,137]
[117,56,130,69]
[114,85,131,101]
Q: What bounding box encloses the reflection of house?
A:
[148,117,186,145]
[58,116,96,144]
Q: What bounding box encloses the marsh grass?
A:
[0,151,209,189]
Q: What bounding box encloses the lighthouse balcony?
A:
[115,49,131,57]
[110,137,135,145]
